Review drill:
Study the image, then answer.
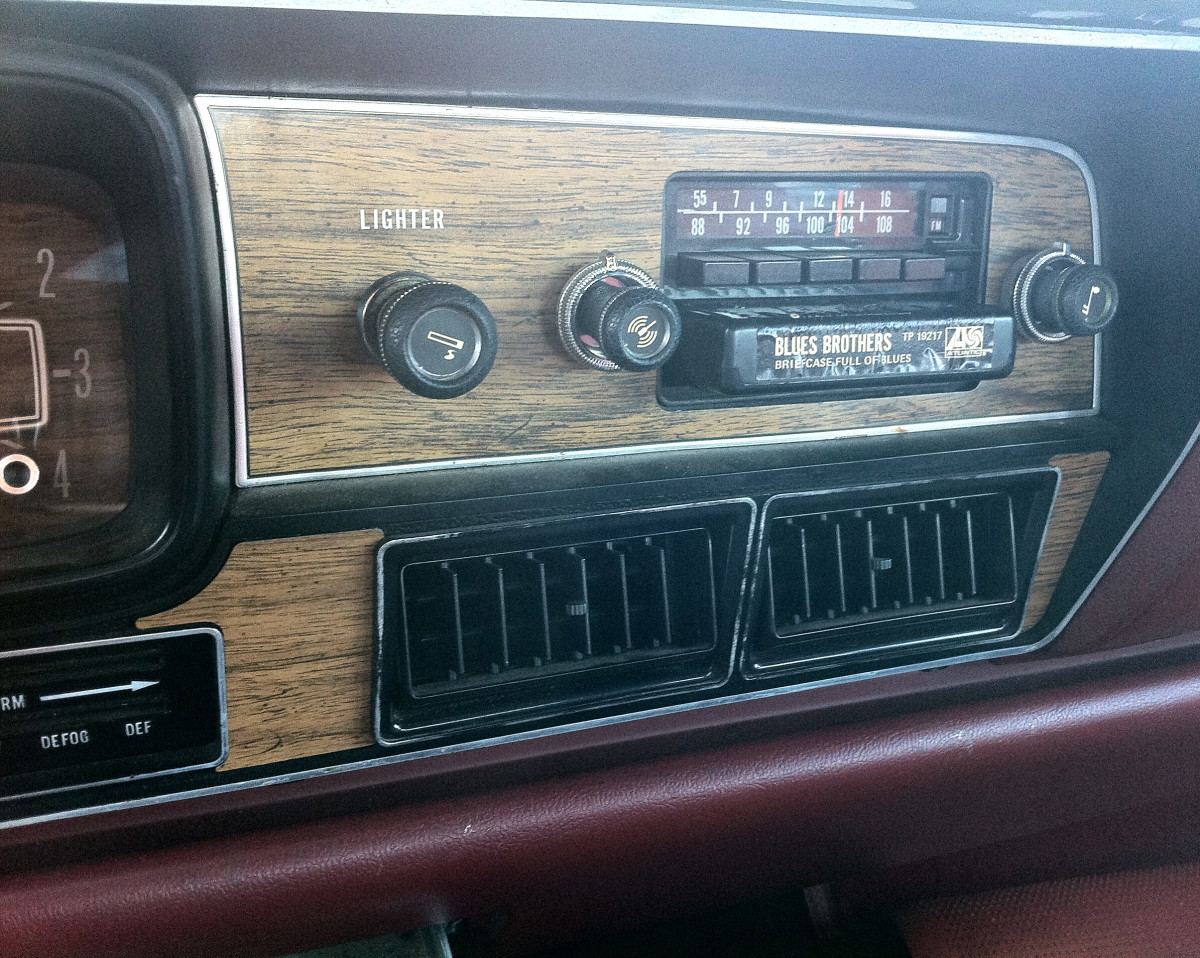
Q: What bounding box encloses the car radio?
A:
[648,172,1013,406]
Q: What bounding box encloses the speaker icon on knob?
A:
[557,251,682,372]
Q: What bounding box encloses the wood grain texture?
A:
[206,104,1097,479]
[139,530,382,771]
[136,457,1104,771]
[1023,452,1109,631]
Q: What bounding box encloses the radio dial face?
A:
[675,182,921,244]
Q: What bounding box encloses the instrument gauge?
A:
[0,164,132,554]
[0,38,226,624]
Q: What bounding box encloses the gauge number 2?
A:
[37,248,56,299]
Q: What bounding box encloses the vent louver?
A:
[745,474,1056,680]
[402,532,715,694]
[767,494,1017,636]
[376,501,753,746]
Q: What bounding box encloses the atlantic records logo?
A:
[944,325,990,358]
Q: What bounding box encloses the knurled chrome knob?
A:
[557,252,682,372]
[1007,242,1118,342]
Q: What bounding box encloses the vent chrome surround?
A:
[374,499,756,747]
[743,470,1059,680]
[194,95,1102,489]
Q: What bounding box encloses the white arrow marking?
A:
[0,302,10,311]
[40,679,159,702]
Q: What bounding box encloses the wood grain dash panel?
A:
[1024,452,1109,631]
[139,530,382,771]
[135,458,1104,773]
[205,103,1097,479]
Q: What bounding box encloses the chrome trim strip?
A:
[0,627,228,804]
[195,100,251,488]
[234,410,1097,486]
[193,94,1102,488]
[42,1,1200,54]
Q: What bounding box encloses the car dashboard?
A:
[3,3,1200,956]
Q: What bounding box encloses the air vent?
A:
[768,494,1017,636]
[403,531,716,693]
[744,473,1057,680]
[376,501,754,746]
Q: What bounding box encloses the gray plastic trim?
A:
[36,1,1200,53]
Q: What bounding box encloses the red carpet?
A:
[901,861,1200,957]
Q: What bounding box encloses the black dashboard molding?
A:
[0,37,230,636]
[15,1,1200,53]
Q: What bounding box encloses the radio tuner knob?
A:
[557,252,682,371]
[1008,242,1119,342]
[357,270,498,398]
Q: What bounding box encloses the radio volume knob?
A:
[558,252,682,371]
[357,271,498,398]
[1009,242,1118,342]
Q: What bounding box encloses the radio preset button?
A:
[903,257,948,281]
[741,253,804,286]
[807,258,854,283]
[857,258,903,282]
[677,254,751,287]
